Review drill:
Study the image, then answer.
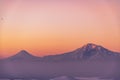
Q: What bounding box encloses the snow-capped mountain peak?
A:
[82,43,102,51]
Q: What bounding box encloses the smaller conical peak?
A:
[15,50,34,57]
[19,50,29,53]
[7,50,40,61]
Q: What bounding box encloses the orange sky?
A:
[0,0,120,58]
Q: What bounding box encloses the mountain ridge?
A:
[1,43,120,61]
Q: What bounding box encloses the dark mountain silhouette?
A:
[0,43,120,79]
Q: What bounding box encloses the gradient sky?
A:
[0,0,120,58]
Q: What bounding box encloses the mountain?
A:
[41,43,120,62]
[2,43,120,62]
[2,43,119,62]
[4,50,41,61]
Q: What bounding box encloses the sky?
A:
[0,0,120,58]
